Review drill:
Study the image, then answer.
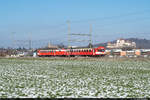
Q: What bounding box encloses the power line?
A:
[70,9,150,24]
[67,21,93,47]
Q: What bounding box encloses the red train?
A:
[37,46,106,57]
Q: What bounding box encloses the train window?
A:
[102,49,105,52]
[98,49,105,52]
[40,50,49,53]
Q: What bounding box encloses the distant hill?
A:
[94,38,150,49]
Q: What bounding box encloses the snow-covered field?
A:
[0,58,150,98]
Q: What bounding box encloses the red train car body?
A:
[37,46,106,57]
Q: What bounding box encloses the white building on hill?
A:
[107,39,136,49]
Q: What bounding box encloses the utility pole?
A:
[48,40,51,48]
[89,24,92,48]
[29,32,32,50]
[67,20,71,48]
[12,32,16,49]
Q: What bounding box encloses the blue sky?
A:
[0,0,150,48]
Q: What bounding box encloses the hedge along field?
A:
[0,58,150,98]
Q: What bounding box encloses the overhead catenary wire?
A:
[70,9,150,24]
